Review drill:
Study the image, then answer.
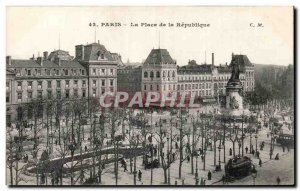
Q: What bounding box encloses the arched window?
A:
[172,71,175,77]
[163,71,166,77]
[168,71,170,77]
[156,71,160,78]
[150,71,154,78]
[144,71,148,78]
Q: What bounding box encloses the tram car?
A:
[276,134,294,148]
[225,156,252,178]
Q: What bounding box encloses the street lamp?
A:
[195,149,199,179]
[218,145,221,170]
[251,166,257,185]
[255,135,258,153]
[238,139,241,156]
[167,137,170,185]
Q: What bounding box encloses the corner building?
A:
[6,42,119,123]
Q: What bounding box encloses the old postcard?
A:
[5,6,294,186]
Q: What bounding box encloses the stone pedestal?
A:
[224,81,246,117]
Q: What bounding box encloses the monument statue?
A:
[229,60,240,83]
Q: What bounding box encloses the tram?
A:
[276,134,294,148]
[225,156,252,179]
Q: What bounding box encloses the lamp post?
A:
[251,166,257,185]
[238,140,241,156]
[270,132,273,159]
[195,149,199,179]
[255,135,258,153]
[167,137,170,185]
[218,145,221,169]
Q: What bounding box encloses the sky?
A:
[6,6,293,66]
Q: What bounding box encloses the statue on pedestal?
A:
[228,60,241,84]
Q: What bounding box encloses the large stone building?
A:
[141,49,178,98]
[6,42,120,123]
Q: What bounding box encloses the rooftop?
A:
[144,49,175,65]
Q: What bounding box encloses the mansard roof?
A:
[178,60,213,74]
[144,49,175,65]
[83,43,115,61]
[8,59,85,69]
[48,49,73,61]
[230,54,254,67]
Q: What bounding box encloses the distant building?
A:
[117,65,142,95]
[118,50,255,105]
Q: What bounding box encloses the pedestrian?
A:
[229,148,232,156]
[222,175,226,184]
[138,170,142,181]
[277,176,281,185]
[245,146,248,154]
[85,145,87,152]
[187,155,190,163]
[257,151,260,158]
[275,153,279,160]
[259,159,262,167]
[124,163,128,172]
[207,170,212,180]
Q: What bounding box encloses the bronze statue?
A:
[229,60,240,82]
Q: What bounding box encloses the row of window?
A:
[13,87,116,103]
[15,89,87,102]
[178,83,212,90]
[91,68,115,76]
[245,71,254,77]
[178,75,212,81]
[14,68,86,77]
[144,70,176,78]
[92,79,114,87]
[15,80,87,90]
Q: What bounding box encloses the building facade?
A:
[6,42,120,123]
[118,49,255,104]
[141,49,178,98]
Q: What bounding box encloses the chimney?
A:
[43,51,48,60]
[37,57,43,66]
[55,57,61,66]
[75,45,84,60]
[30,54,35,60]
[6,56,11,65]
[212,53,214,67]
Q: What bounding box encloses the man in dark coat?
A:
[138,170,142,181]
[207,170,212,180]
[277,176,281,185]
